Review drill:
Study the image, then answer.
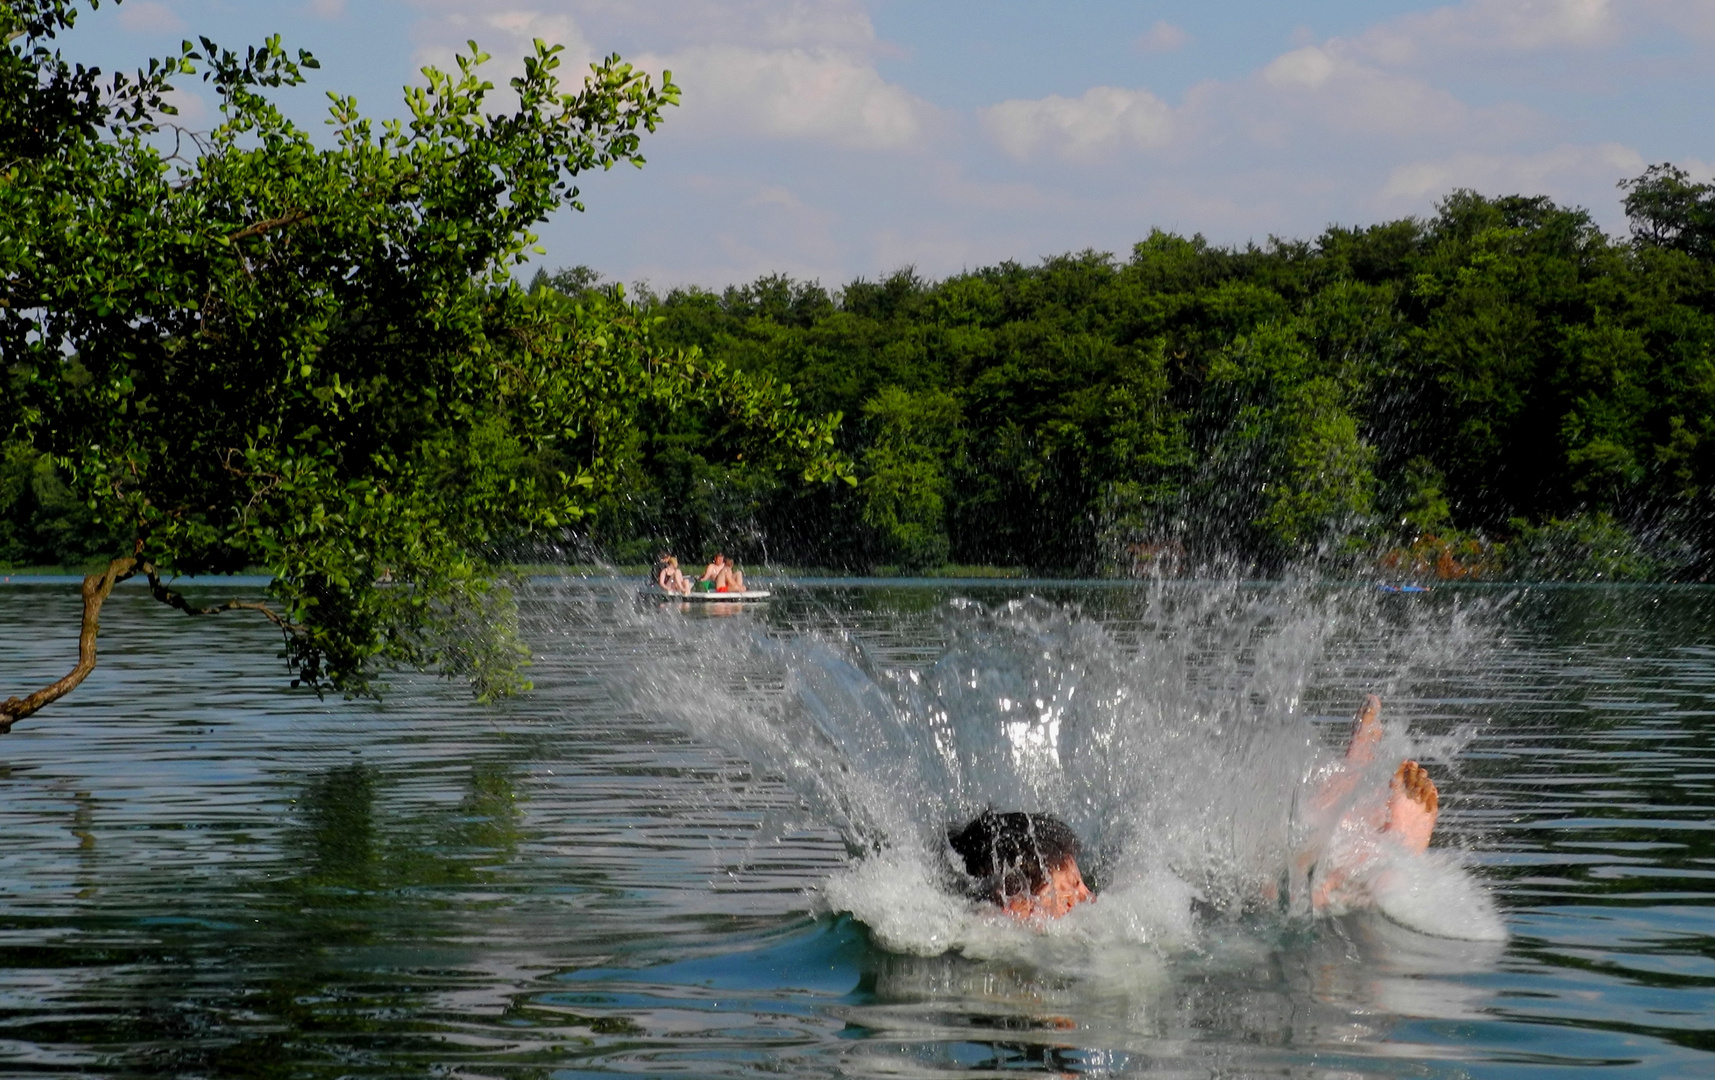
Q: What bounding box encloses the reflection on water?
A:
[0,580,1712,1076]
[843,912,1509,1076]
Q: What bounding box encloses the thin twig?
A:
[139,563,305,637]
[218,448,286,518]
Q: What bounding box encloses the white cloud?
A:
[657,44,929,149]
[1380,142,1645,204]
[747,0,876,49]
[981,10,1557,167]
[403,0,1713,285]
[1256,45,1487,139]
[1367,0,1619,58]
[964,0,1653,239]
[983,86,1174,162]
[416,9,594,75]
[159,86,209,127]
[306,0,347,18]
[1134,21,1190,55]
[530,0,878,51]
[118,1,184,33]
[1263,46,1338,89]
[410,2,928,150]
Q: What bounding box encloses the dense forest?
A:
[8,169,1715,580]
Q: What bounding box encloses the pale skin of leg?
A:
[715,564,745,591]
[658,562,692,594]
[1386,759,1438,855]
[1347,693,1384,765]
[1349,694,1439,851]
[1307,696,1440,909]
[1326,693,1438,843]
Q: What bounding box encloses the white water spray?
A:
[592,580,1505,955]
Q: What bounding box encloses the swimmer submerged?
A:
[948,811,1095,922]
[952,695,1441,925]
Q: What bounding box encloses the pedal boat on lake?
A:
[646,587,771,602]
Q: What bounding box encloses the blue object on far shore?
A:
[1378,583,1432,594]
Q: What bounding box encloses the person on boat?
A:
[694,554,723,592]
[947,810,1094,921]
[695,552,746,593]
[653,554,692,595]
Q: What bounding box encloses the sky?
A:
[60,0,1715,290]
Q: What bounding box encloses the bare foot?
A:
[1384,760,1438,854]
[1345,694,1383,765]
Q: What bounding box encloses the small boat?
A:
[646,588,771,602]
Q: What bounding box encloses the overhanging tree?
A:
[0,0,847,731]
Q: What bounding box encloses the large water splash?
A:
[589,580,1506,955]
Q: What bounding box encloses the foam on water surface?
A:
[818,848,1201,965]
[1371,850,1508,941]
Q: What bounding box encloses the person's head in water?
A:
[947,811,1093,919]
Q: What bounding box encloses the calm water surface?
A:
[1,580,1711,1077]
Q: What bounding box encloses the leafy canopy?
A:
[2,0,846,699]
[624,184,1714,578]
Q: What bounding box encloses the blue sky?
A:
[61,0,1715,290]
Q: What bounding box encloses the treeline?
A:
[577,168,1715,580]
[9,168,1715,579]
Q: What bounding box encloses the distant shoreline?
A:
[0,563,1026,582]
[2,566,1707,587]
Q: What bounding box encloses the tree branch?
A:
[0,560,307,735]
[227,209,312,242]
[138,563,303,637]
[0,557,138,734]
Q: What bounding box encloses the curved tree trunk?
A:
[1,559,303,735]
[0,557,139,734]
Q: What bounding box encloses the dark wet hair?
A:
[947,811,1081,904]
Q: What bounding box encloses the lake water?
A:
[1,578,1711,1077]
